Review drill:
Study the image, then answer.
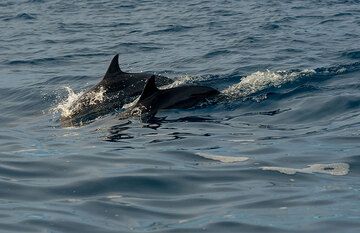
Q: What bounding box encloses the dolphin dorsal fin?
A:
[104,54,122,79]
[139,75,159,101]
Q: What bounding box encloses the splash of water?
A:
[51,86,106,118]
[222,69,315,98]
[88,86,106,105]
[161,75,204,89]
[51,87,84,117]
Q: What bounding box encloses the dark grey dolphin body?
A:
[121,76,220,122]
[60,55,173,126]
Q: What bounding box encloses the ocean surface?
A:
[1,0,360,232]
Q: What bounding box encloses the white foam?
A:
[51,86,106,118]
[161,75,198,89]
[196,152,249,163]
[222,69,315,98]
[88,86,105,105]
[261,163,350,176]
[51,87,83,117]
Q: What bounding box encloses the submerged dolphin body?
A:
[121,76,220,122]
[60,55,173,126]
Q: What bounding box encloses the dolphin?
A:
[60,54,173,126]
[120,75,219,122]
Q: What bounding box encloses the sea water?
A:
[0,0,359,232]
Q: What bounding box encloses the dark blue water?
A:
[1,0,360,232]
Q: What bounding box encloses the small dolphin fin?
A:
[139,75,159,101]
[104,54,122,78]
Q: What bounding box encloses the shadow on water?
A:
[104,116,217,142]
[105,120,134,141]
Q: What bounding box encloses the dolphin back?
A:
[126,76,220,122]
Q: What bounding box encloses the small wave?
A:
[7,57,57,66]
[7,53,109,66]
[161,75,201,89]
[17,13,36,20]
[261,22,280,30]
[333,12,353,17]
[319,19,341,25]
[108,42,165,53]
[3,13,36,21]
[261,163,350,176]
[42,75,92,85]
[28,0,45,3]
[203,49,233,59]
[342,50,360,60]
[222,69,315,98]
[114,3,136,9]
[315,62,360,75]
[145,24,194,35]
